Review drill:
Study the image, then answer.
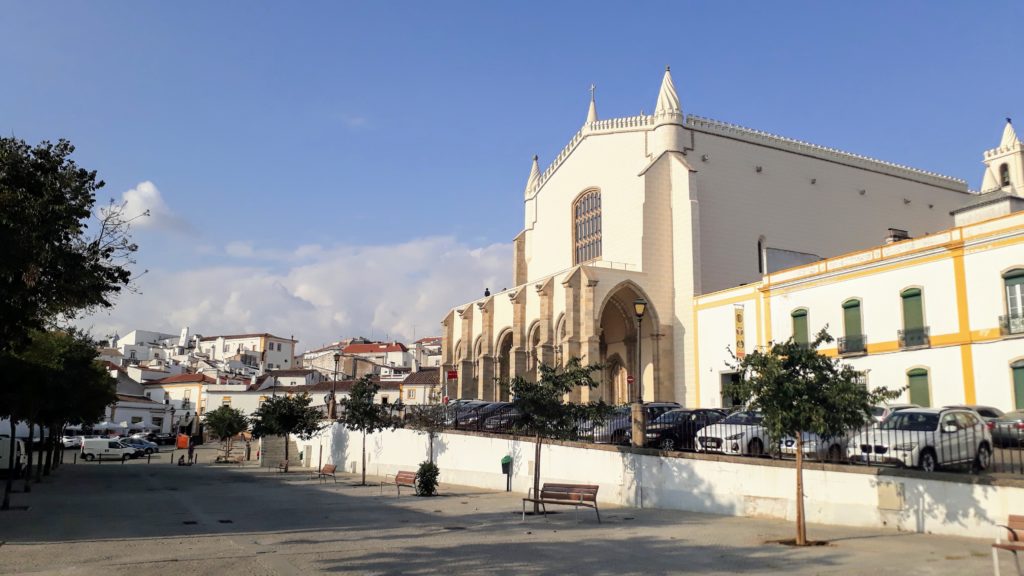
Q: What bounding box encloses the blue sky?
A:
[3,2,1022,349]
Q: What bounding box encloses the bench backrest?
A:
[322,464,336,474]
[540,483,599,502]
[1008,515,1024,531]
[395,471,417,484]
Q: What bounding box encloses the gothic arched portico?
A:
[596,281,661,405]
[495,328,514,401]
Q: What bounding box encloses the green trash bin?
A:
[500,455,512,474]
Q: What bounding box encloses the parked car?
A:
[641,408,728,451]
[0,436,27,478]
[778,431,848,461]
[944,404,1004,423]
[122,438,159,455]
[448,401,492,428]
[988,410,1024,447]
[81,438,138,461]
[459,402,512,430]
[591,403,681,445]
[870,404,920,422]
[697,410,772,456]
[147,432,176,445]
[61,435,82,449]
[846,408,992,472]
[482,405,522,433]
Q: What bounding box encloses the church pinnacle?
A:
[1001,117,1019,148]
[587,84,598,124]
[524,155,540,197]
[654,65,682,118]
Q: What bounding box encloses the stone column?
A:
[509,288,528,382]
[535,279,555,369]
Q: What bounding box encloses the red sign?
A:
[627,376,635,385]
[446,370,458,380]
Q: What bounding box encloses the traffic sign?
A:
[627,375,635,385]
[446,370,458,380]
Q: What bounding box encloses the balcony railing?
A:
[1001,314,1024,336]
[838,334,867,355]
[898,326,931,349]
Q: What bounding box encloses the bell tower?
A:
[980,118,1024,196]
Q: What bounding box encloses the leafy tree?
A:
[508,358,611,513]
[405,403,447,464]
[339,376,401,485]
[203,405,250,460]
[415,460,440,496]
[724,329,901,546]
[250,394,324,472]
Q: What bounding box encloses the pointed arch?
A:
[572,188,602,265]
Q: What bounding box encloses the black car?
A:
[990,410,1024,447]
[643,408,728,451]
[483,406,522,433]
[591,402,682,445]
[450,401,492,429]
[458,402,511,430]
[146,432,176,445]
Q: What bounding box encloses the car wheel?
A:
[747,438,764,456]
[973,444,993,473]
[919,449,938,472]
[827,445,843,463]
[83,453,94,461]
[659,437,677,451]
[145,448,154,455]
[611,430,627,445]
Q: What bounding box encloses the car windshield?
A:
[722,411,762,425]
[880,412,938,431]
[653,411,688,424]
[870,407,886,417]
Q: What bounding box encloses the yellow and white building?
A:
[696,122,1024,410]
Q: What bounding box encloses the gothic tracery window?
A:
[573,189,602,264]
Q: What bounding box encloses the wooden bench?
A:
[316,464,338,484]
[522,483,600,523]
[993,515,1024,575]
[380,470,418,497]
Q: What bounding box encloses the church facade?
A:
[441,68,973,406]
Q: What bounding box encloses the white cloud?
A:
[77,236,511,351]
[119,181,187,231]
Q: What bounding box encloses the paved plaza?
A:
[0,448,1007,575]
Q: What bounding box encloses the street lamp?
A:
[631,298,647,448]
[331,351,341,419]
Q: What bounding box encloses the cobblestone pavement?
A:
[0,449,1005,575]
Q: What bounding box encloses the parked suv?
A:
[641,408,728,451]
[846,408,993,472]
[697,410,771,456]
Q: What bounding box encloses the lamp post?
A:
[331,352,341,419]
[631,298,647,448]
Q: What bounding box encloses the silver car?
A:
[847,408,993,472]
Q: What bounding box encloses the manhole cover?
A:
[183,521,198,525]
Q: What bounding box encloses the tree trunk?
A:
[43,431,53,476]
[3,420,16,510]
[532,433,542,514]
[361,431,367,486]
[35,424,44,481]
[283,435,289,472]
[795,433,807,546]
[428,432,434,464]
[23,423,33,493]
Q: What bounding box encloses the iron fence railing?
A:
[898,326,931,349]
[837,334,867,355]
[1000,314,1024,336]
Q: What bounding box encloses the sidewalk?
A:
[0,456,1006,575]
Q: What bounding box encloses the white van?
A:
[0,437,27,477]
[81,438,137,461]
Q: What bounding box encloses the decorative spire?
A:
[587,83,598,124]
[654,65,682,117]
[524,155,540,197]
[1001,117,1019,148]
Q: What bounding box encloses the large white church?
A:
[440,67,978,407]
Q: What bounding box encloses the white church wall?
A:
[688,125,970,297]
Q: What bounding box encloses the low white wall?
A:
[295,425,1021,539]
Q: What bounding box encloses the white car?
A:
[61,435,82,449]
[697,411,772,456]
[779,432,847,461]
[847,408,993,472]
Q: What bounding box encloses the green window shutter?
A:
[901,288,924,331]
[907,368,931,407]
[1014,362,1024,411]
[842,300,862,340]
[1007,269,1024,317]
[791,309,808,345]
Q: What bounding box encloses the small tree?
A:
[405,403,447,464]
[204,405,249,460]
[509,358,611,513]
[725,329,901,546]
[339,376,401,485]
[250,394,323,472]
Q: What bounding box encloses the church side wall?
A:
[689,129,970,296]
